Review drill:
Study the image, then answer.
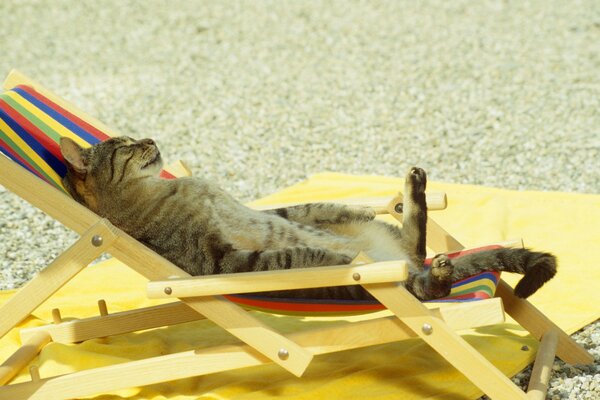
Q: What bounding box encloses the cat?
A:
[59,136,557,301]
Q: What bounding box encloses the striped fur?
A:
[60,137,557,301]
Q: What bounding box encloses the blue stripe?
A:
[12,87,101,146]
[0,107,67,177]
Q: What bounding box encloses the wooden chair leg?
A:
[364,282,529,400]
[0,331,51,386]
[496,280,594,365]
[0,219,117,339]
[527,330,559,400]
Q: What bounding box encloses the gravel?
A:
[0,0,598,398]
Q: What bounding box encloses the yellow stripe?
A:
[5,91,91,147]
[449,278,496,295]
[0,118,65,190]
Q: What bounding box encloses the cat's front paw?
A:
[406,167,427,194]
[431,254,453,280]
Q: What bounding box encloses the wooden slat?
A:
[0,155,99,236]
[0,332,51,386]
[0,301,506,400]
[147,261,408,299]
[0,219,118,339]
[434,297,504,330]
[527,330,559,400]
[0,347,264,400]
[19,302,201,344]
[1,319,401,399]
[177,296,314,376]
[496,281,594,365]
[364,282,528,400]
[19,296,505,346]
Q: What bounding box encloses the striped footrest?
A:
[225,246,502,316]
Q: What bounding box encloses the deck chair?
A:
[0,70,593,400]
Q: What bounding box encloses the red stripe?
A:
[160,170,176,180]
[226,290,493,312]
[224,295,385,313]
[16,85,111,141]
[0,99,64,161]
[444,292,491,301]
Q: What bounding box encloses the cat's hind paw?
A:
[406,167,427,195]
[431,254,453,280]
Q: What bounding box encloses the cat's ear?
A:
[60,137,88,176]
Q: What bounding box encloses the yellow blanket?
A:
[1,173,599,399]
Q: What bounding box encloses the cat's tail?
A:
[450,248,557,298]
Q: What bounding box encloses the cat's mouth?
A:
[142,151,162,168]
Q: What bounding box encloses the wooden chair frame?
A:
[0,71,593,399]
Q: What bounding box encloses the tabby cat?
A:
[59,136,557,301]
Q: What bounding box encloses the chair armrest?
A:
[251,192,447,214]
[163,160,192,177]
[147,261,408,299]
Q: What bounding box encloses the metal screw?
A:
[278,348,289,360]
[521,345,530,351]
[352,273,361,281]
[394,203,403,214]
[164,287,172,295]
[91,235,103,247]
[422,323,433,335]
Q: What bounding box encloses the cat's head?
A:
[59,136,163,210]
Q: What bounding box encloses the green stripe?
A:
[0,128,62,190]
[1,94,62,143]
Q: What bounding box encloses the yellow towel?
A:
[1,173,599,399]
